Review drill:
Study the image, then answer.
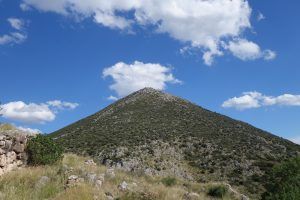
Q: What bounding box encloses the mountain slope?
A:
[51,88,300,198]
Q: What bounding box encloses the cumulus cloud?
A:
[103,61,181,97]
[222,92,300,110]
[21,0,274,65]
[226,39,276,61]
[0,18,27,45]
[0,100,79,124]
[7,18,25,30]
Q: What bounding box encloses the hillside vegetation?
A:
[0,154,240,200]
[51,88,300,199]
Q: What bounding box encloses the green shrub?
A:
[262,156,300,200]
[27,135,63,165]
[207,185,227,198]
[161,177,177,187]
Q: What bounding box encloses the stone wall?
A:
[0,133,28,176]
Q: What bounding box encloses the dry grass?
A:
[0,154,238,200]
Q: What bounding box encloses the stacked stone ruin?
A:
[0,133,28,175]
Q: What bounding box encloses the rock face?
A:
[0,133,29,176]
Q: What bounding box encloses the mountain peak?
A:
[129,87,179,103]
[51,90,300,199]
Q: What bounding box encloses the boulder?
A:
[13,143,25,153]
[0,141,5,147]
[6,151,17,164]
[85,159,96,165]
[118,181,128,191]
[4,140,12,150]
[95,179,103,188]
[0,148,5,155]
[15,135,27,144]
[0,154,7,167]
[66,175,84,188]
[0,135,6,141]
[183,192,200,200]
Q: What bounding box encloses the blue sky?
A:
[0,0,299,144]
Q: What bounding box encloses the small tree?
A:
[27,134,64,165]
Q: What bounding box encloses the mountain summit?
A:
[51,88,299,198]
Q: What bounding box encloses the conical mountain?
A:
[51,88,299,198]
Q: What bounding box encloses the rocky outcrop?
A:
[0,133,29,176]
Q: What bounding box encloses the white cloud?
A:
[47,100,79,110]
[263,50,277,60]
[226,39,276,61]
[0,100,79,124]
[21,0,274,65]
[103,61,181,97]
[0,18,27,45]
[7,18,25,30]
[257,12,265,21]
[107,95,119,101]
[290,136,300,145]
[17,126,41,134]
[222,92,300,110]
[222,92,262,110]
[0,101,55,123]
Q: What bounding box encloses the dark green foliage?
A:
[207,185,227,198]
[27,134,63,165]
[262,156,300,200]
[161,177,177,187]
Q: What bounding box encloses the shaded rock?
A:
[0,148,5,155]
[15,135,27,144]
[4,140,12,151]
[13,143,25,153]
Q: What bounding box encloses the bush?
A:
[207,185,227,198]
[161,177,177,187]
[262,156,300,200]
[27,135,63,165]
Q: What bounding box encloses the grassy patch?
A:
[161,177,177,187]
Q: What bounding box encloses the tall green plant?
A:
[27,135,64,165]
